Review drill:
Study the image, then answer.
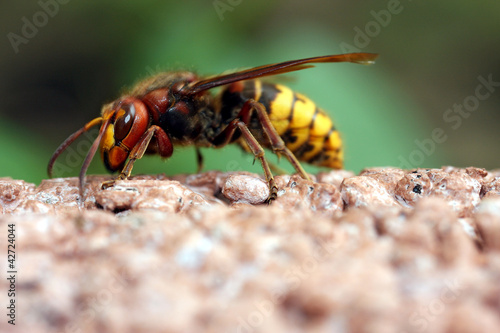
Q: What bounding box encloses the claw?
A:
[101,179,116,190]
[101,173,128,190]
[265,184,278,205]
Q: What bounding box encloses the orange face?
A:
[99,98,150,172]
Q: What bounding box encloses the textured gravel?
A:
[1,166,500,333]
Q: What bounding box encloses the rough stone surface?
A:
[475,198,500,251]
[1,166,500,333]
[0,178,36,214]
[481,177,500,199]
[274,174,343,213]
[316,169,355,189]
[341,175,400,208]
[221,174,269,204]
[359,167,405,195]
[394,169,482,217]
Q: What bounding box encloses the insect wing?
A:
[186,52,378,94]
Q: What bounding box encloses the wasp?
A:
[48,52,378,202]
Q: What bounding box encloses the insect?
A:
[48,52,378,202]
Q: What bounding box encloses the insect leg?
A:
[102,125,172,189]
[210,117,276,202]
[234,120,278,202]
[195,147,204,173]
[240,100,311,181]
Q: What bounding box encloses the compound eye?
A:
[114,103,136,141]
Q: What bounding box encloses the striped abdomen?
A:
[218,80,343,169]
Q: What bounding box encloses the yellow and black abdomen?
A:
[218,80,343,169]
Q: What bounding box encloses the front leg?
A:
[102,125,173,189]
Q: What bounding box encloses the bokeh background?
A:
[1,0,499,184]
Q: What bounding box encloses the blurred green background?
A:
[1,0,499,184]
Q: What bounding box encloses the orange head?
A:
[47,97,161,196]
[99,98,150,172]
